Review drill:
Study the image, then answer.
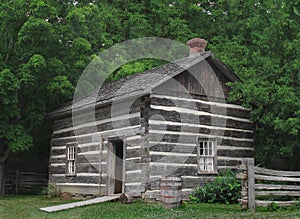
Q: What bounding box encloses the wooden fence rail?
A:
[4,171,48,195]
[237,158,300,210]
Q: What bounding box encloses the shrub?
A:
[189,169,241,204]
[40,183,59,198]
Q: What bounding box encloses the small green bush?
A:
[40,183,58,198]
[190,169,241,204]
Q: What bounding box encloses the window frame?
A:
[66,143,77,176]
[197,138,218,174]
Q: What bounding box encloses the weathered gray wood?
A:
[181,176,215,188]
[76,163,99,173]
[150,96,251,119]
[52,125,141,147]
[149,109,253,130]
[98,137,103,195]
[124,184,144,197]
[52,97,144,131]
[125,171,142,183]
[247,158,255,210]
[217,149,253,158]
[51,175,99,184]
[144,189,161,201]
[125,161,143,172]
[218,159,241,167]
[239,159,249,210]
[53,117,141,139]
[149,143,197,154]
[120,193,133,204]
[126,138,142,148]
[40,195,120,212]
[148,133,253,147]
[254,167,300,177]
[122,138,126,194]
[150,165,198,176]
[77,154,100,163]
[51,148,66,156]
[255,184,300,191]
[155,61,229,99]
[4,171,48,195]
[255,200,299,207]
[107,141,114,195]
[256,191,300,196]
[255,174,300,182]
[149,124,253,139]
[101,126,142,138]
[149,154,197,164]
[221,139,253,148]
[78,145,100,153]
[49,166,65,174]
[238,158,300,211]
[126,149,143,158]
[236,172,247,180]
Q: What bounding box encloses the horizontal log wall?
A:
[124,135,146,196]
[148,94,253,170]
[144,92,253,201]
[50,97,147,195]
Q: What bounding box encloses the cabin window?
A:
[197,139,217,174]
[66,143,77,176]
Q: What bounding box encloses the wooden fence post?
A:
[240,158,255,211]
[247,158,255,211]
[2,175,5,195]
[15,170,19,195]
[241,159,248,210]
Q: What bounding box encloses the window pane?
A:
[198,141,215,173]
[68,161,71,173]
[200,142,203,155]
[207,158,213,172]
[67,146,76,174]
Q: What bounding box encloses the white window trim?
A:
[197,139,217,174]
[66,143,77,176]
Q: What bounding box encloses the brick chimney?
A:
[187,38,207,56]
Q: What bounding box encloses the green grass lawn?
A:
[0,195,300,219]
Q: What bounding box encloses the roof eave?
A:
[47,89,151,120]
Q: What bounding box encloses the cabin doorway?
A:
[108,139,124,194]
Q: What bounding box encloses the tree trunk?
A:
[0,163,5,195]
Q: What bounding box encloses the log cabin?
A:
[47,38,253,200]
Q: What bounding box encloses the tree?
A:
[0,0,109,194]
[198,0,300,169]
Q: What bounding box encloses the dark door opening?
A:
[113,140,124,194]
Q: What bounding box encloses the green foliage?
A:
[266,202,280,212]
[40,183,58,198]
[190,170,241,204]
[257,198,300,212]
[112,59,168,81]
[205,0,300,170]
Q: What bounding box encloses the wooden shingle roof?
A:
[48,51,240,118]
